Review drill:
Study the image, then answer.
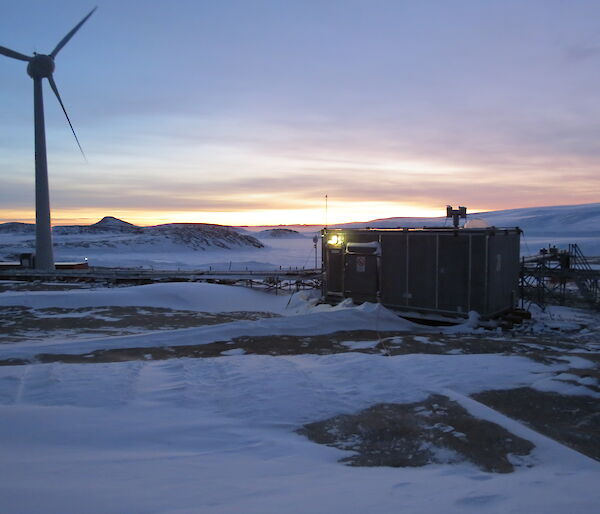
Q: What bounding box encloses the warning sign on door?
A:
[356,256,366,272]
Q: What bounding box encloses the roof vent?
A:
[446,205,467,228]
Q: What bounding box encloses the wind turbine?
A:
[0,7,96,270]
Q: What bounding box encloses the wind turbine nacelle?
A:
[27,54,55,78]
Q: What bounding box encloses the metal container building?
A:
[322,227,521,319]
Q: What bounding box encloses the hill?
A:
[331,203,600,256]
[0,217,264,266]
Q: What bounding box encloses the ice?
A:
[0,350,598,514]
[339,340,379,350]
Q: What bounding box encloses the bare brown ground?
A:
[0,305,279,343]
[0,281,99,293]
[2,330,598,372]
[473,388,600,461]
[298,394,535,473]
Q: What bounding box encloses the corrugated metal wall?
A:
[323,228,520,318]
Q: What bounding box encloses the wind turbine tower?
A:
[0,7,96,270]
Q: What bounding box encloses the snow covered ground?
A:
[0,203,599,512]
[0,281,599,513]
[1,353,598,514]
[0,230,320,270]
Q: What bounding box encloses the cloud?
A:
[3,1,600,224]
[3,105,599,220]
[565,43,600,62]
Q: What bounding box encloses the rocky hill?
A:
[0,222,35,234]
[53,216,142,235]
[0,217,264,259]
[256,228,305,239]
[144,223,263,250]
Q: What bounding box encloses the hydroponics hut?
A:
[321,225,521,319]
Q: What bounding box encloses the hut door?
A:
[344,243,379,302]
[325,248,344,294]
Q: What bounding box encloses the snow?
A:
[0,351,598,513]
[256,228,307,239]
[1,203,597,273]
[0,292,423,359]
[0,218,318,270]
[0,203,599,513]
[414,336,445,346]
[346,240,381,255]
[340,340,379,350]
[220,347,246,356]
[525,304,600,334]
[336,202,600,256]
[20,233,317,270]
[0,281,290,314]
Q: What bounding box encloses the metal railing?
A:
[520,244,599,309]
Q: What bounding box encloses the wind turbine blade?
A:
[50,6,97,58]
[0,45,31,62]
[47,75,87,161]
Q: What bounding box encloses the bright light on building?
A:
[327,234,344,246]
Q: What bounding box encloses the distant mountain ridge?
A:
[256,228,305,239]
[2,204,599,238]
[334,202,600,237]
[0,217,264,254]
[330,202,600,255]
[1,203,598,257]
[468,203,600,236]
[54,216,142,235]
[0,222,35,234]
[92,216,140,231]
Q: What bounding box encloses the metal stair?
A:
[569,244,599,305]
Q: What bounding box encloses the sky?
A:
[1,0,599,226]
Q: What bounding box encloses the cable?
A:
[521,233,534,257]
[301,244,316,269]
[375,301,391,356]
[285,289,296,310]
